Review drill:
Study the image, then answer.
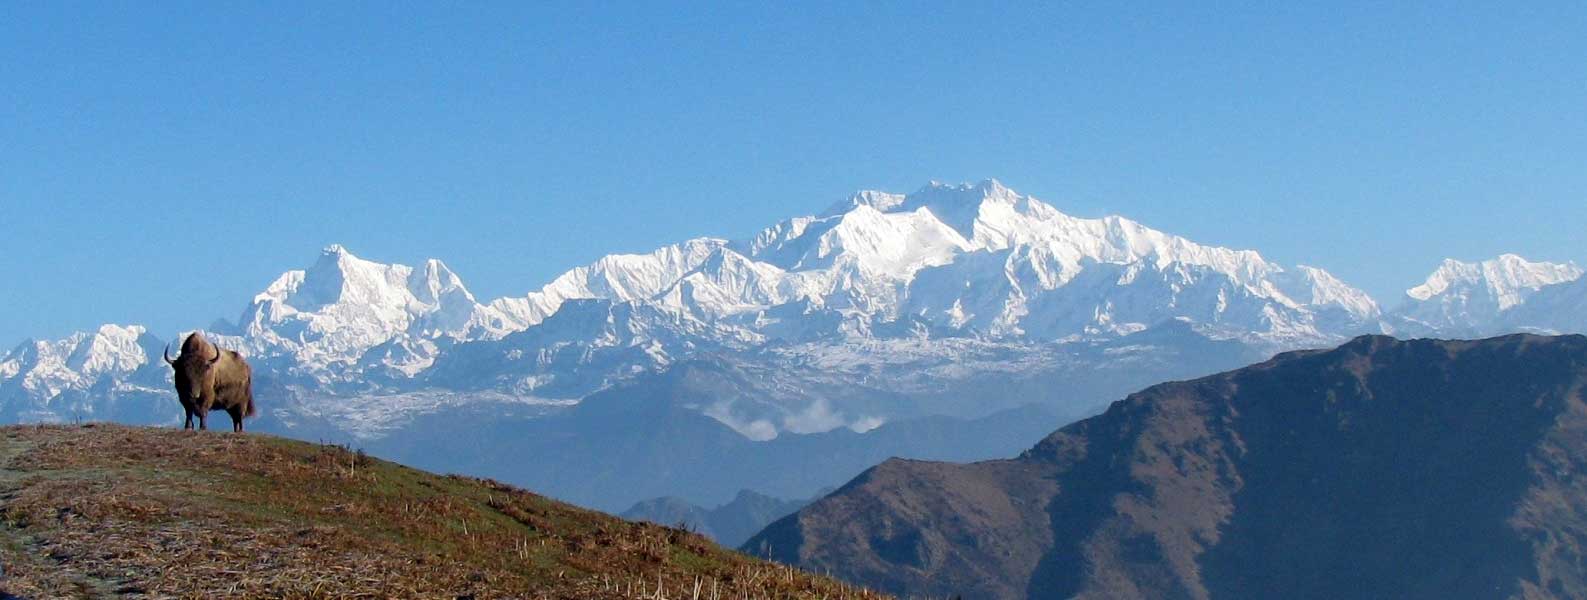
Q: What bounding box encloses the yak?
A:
[164,332,255,432]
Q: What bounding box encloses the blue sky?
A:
[3,3,1585,345]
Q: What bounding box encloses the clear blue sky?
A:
[3,3,1585,345]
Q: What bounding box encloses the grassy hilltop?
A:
[0,424,885,599]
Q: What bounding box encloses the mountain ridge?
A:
[746,333,1587,599]
[0,423,884,599]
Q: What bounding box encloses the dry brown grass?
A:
[0,423,888,599]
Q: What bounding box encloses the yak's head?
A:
[164,335,222,403]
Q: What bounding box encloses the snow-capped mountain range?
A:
[219,244,526,381]
[3,180,1583,440]
[1393,253,1585,336]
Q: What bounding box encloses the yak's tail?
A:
[244,374,257,418]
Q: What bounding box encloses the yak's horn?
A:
[209,344,223,364]
[163,343,177,366]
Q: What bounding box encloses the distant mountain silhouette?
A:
[622,488,825,548]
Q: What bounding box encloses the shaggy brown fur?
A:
[164,332,255,432]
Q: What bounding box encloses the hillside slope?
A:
[0,425,886,599]
[747,334,1587,599]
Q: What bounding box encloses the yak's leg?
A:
[228,406,244,432]
[197,409,208,431]
[183,408,195,430]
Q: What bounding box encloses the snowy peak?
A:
[797,203,971,274]
[408,259,474,306]
[657,247,792,315]
[490,238,729,329]
[235,245,521,375]
[822,179,1027,245]
[0,324,155,400]
[896,179,1019,239]
[822,190,907,216]
[1276,266,1383,320]
[1405,254,1581,307]
[567,238,728,303]
[67,324,152,378]
[1395,254,1584,334]
[833,180,1285,286]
